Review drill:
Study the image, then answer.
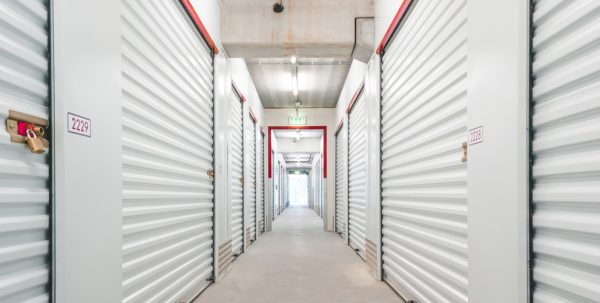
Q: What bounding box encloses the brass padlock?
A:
[25,129,45,154]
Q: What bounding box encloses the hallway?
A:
[195,207,400,303]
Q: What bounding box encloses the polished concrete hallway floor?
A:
[194,206,401,303]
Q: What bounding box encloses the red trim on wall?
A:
[232,81,246,102]
[179,0,219,54]
[268,126,327,179]
[249,108,257,124]
[335,119,344,135]
[375,0,412,55]
[346,81,365,114]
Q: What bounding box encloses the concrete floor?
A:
[194,206,401,303]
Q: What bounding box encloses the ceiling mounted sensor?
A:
[273,1,284,13]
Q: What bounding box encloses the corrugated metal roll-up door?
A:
[271,152,275,221]
[348,91,367,260]
[258,132,265,234]
[531,1,600,302]
[335,131,346,239]
[317,160,321,217]
[230,89,244,256]
[0,1,51,302]
[275,161,280,216]
[121,0,215,301]
[280,164,284,213]
[246,114,256,242]
[380,0,469,302]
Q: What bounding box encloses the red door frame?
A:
[268,126,327,178]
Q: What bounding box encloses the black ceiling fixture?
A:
[273,0,284,13]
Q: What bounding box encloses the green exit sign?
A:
[288,117,306,125]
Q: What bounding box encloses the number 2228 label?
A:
[468,126,483,145]
[67,112,91,137]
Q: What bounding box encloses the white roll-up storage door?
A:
[380,0,469,302]
[531,1,600,302]
[258,132,265,234]
[246,114,256,243]
[348,91,367,260]
[274,160,280,217]
[121,0,215,301]
[271,153,275,222]
[335,131,346,239]
[230,89,244,256]
[0,1,50,302]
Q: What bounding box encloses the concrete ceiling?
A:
[246,58,351,108]
[221,0,373,58]
[274,129,323,139]
[221,0,374,109]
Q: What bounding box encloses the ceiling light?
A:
[291,56,297,64]
[293,76,298,96]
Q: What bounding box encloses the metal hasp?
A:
[5,110,49,153]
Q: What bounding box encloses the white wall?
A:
[335,60,368,124]
[364,55,382,280]
[212,51,231,281]
[467,1,529,302]
[374,0,402,50]
[265,108,335,230]
[190,0,221,46]
[53,0,122,302]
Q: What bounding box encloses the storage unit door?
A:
[271,153,275,221]
[230,90,244,255]
[0,1,51,302]
[380,1,468,302]
[246,116,257,242]
[530,1,600,302]
[258,132,265,234]
[121,0,215,301]
[278,165,283,213]
[348,91,367,260]
[335,132,346,239]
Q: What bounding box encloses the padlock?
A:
[25,129,45,154]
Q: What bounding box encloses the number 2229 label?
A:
[68,112,91,137]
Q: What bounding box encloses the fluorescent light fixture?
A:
[293,76,298,96]
[291,55,297,64]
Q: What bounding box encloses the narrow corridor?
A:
[195,207,400,303]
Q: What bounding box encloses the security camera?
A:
[273,1,284,13]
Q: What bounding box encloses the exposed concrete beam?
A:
[221,0,374,58]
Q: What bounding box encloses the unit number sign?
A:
[68,112,91,137]
[468,126,483,145]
